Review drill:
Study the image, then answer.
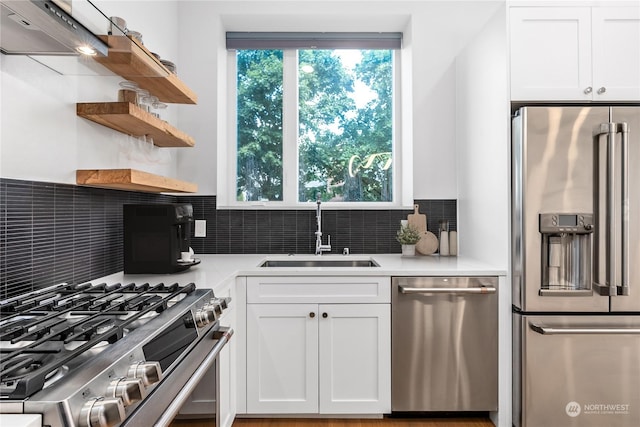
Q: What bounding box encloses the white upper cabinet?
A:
[591,7,640,101]
[510,6,640,101]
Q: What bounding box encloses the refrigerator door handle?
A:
[529,322,640,335]
[620,122,629,296]
[592,121,629,297]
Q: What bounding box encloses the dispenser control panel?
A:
[539,213,594,234]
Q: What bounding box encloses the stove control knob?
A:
[211,297,229,310]
[204,302,221,317]
[106,377,146,406]
[195,307,216,327]
[127,361,162,387]
[79,397,125,427]
[208,299,224,315]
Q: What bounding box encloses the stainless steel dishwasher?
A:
[391,276,498,412]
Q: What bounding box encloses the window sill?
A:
[216,202,415,210]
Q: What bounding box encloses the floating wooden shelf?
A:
[77,102,195,148]
[94,35,197,104]
[77,169,198,193]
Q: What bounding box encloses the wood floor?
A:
[171,416,495,427]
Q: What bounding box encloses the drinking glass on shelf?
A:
[136,89,151,112]
[119,80,138,91]
[118,80,139,104]
[151,100,167,119]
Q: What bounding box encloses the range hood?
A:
[0,0,108,56]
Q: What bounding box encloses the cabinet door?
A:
[318,304,391,414]
[246,304,319,413]
[591,7,640,101]
[510,7,592,101]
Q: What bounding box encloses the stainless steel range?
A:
[0,281,233,427]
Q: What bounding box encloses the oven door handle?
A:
[399,286,496,295]
[154,326,234,427]
[530,323,640,335]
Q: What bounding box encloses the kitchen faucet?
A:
[315,198,331,255]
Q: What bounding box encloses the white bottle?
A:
[440,231,449,256]
[449,231,458,256]
[439,220,449,256]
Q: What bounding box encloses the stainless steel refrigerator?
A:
[512,106,640,427]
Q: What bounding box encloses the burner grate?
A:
[0,282,196,399]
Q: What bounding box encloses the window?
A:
[236,49,284,202]
[223,33,408,208]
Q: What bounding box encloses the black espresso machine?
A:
[124,203,195,273]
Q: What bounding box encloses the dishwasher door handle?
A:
[398,286,497,295]
[530,323,640,335]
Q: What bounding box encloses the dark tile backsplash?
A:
[176,197,456,255]
[0,178,456,298]
[0,179,174,299]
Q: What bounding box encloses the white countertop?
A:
[94,254,507,291]
[0,414,41,427]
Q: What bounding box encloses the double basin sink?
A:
[259,258,380,268]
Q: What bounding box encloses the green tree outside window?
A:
[236,49,393,203]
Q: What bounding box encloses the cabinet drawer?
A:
[247,276,390,304]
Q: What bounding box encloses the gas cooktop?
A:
[0,281,231,427]
[0,282,197,399]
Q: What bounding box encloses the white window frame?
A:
[218,48,413,210]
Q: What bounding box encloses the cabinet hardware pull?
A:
[597,86,606,94]
[322,312,328,318]
[309,312,315,318]
[584,86,593,94]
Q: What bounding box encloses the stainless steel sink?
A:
[259,259,380,268]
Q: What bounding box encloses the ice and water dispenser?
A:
[539,213,594,293]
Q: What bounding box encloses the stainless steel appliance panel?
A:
[513,314,640,427]
[391,276,498,412]
[0,283,232,427]
[513,106,611,312]
[512,105,640,427]
[123,327,232,427]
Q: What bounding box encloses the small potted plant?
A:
[396,224,421,256]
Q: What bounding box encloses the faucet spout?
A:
[315,199,331,255]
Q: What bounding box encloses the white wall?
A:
[456,6,510,267]
[0,1,183,184]
[175,0,504,197]
[1,0,505,202]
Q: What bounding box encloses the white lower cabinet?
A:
[246,303,319,414]
[244,276,391,415]
[318,304,390,414]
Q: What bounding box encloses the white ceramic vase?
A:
[401,244,416,256]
